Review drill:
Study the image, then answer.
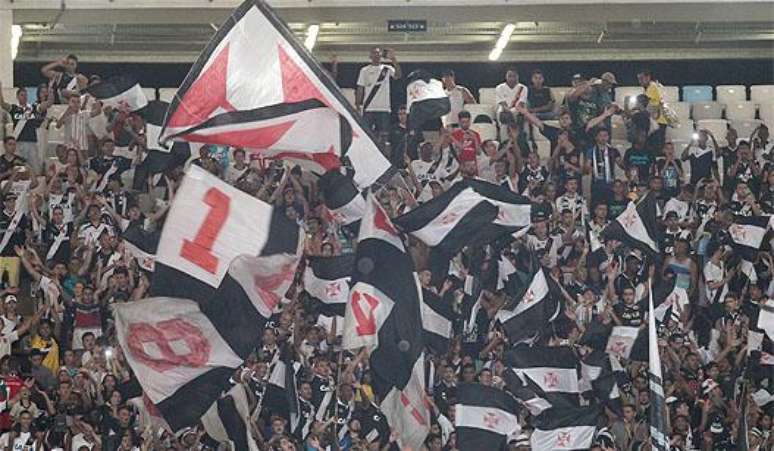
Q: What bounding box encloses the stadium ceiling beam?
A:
[16,46,773,64]
[9,2,773,25]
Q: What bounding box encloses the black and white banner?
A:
[531,405,599,451]
[455,383,520,450]
[201,384,259,451]
[86,75,148,112]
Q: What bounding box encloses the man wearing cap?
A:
[0,192,30,289]
[592,72,618,109]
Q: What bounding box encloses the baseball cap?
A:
[601,72,618,85]
[4,294,17,304]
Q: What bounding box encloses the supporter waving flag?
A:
[406,69,450,131]
[495,252,563,345]
[117,165,301,431]
[394,178,530,282]
[602,192,662,260]
[158,0,392,188]
[200,384,259,451]
[647,283,671,451]
[342,193,429,450]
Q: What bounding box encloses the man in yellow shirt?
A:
[637,68,668,149]
[29,319,59,374]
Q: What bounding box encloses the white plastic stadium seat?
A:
[340,88,356,107]
[696,119,729,146]
[750,85,774,105]
[471,123,497,141]
[1,88,18,105]
[550,87,572,109]
[758,102,774,128]
[692,102,723,121]
[724,101,756,121]
[731,119,763,141]
[660,86,680,103]
[464,103,495,123]
[614,86,643,105]
[671,102,691,121]
[716,85,747,105]
[534,140,551,162]
[666,120,695,143]
[46,123,64,146]
[142,88,157,102]
[610,115,627,142]
[158,88,177,103]
[48,104,68,120]
[478,88,497,106]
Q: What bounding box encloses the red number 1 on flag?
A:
[180,187,230,274]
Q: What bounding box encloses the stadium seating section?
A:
[3,84,773,151]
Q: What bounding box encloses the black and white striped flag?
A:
[495,263,562,345]
[201,384,259,451]
[394,178,530,282]
[420,288,454,355]
[648,283,671,451]
[579,349,624,417]
[602,192,662,260]
[729,215,773,261]
[303,255,353,317]
[264,346,303,435]
[530,405,599,451]
[319,170,366,226]
[86,75,148,111]
[505,345,581,406]
[502,368,553,417]
[454,383,520,450]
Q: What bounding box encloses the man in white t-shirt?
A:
[495,69,529,128]
[440,69,475,129]
[410,142,448,202]
[355,47,401,141]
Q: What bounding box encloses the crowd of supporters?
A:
[0,46,771,451]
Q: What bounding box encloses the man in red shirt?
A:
[451,110,482,163]
[0,356,24,431]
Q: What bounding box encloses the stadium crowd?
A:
[0,46,772,451]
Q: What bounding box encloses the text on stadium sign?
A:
[388,20,427,32]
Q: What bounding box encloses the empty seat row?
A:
[478,84,774,108]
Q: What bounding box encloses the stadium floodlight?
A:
[11,25,22,60]
[495,23,516,50]
[304,24,320,51]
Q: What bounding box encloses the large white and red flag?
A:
[158,0,392,188]
[342,194,430,449]
[116,165,302,431]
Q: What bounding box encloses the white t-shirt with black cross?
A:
[357,64,396,113]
